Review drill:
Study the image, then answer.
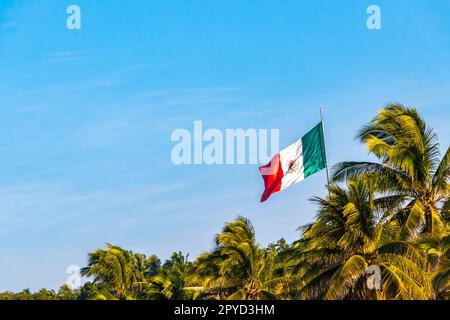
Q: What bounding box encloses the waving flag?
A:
[259,122,327,202]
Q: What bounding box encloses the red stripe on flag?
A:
[259,153,284,202]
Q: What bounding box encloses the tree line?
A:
[1,104,448,300]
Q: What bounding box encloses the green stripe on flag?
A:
[301,122,327,178]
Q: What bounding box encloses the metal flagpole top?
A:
[319,107,331,192]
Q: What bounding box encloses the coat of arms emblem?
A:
[287,160,300,174]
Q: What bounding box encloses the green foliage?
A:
[293,180,432,300]
[0,104,447,300]
[332,103,448,238]
[140,251,197,300]
[193,217,295,300]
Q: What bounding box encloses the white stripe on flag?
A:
[280,138,305,190]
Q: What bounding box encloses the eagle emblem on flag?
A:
[259,122,327,202]
[287,160,300,174]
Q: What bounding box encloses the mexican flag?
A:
[259,122,327,202]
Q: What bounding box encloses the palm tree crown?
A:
[332,104,448,238]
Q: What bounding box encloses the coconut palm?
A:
[292,180,432,300]
[194,217,292,300]
[332,104,449,239]
[81,243,141,299]
[77,282,111,300]
[415,231,450,299]
[142,252,197,300]
[143,269,198,300]
[57,284,78,300]
[144,255,162,278]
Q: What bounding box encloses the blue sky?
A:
[0,0,449,291]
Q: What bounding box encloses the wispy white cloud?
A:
[132,86,242,107]
[0,180,192,236]
[44,51,85,64]
[58,85,245,150]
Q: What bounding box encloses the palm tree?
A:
[57,284,78,300]
[194,217,292,300]
[415,231,450,299]
[12,289,33,300]
[292,180,432,300]
[332,104,448,239]
[142,252,197,300]
[77,282,111,300]
[81,243,141,299]
[144,255,162,278]
[32,289,57,300]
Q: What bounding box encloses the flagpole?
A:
[320,107,331,190]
